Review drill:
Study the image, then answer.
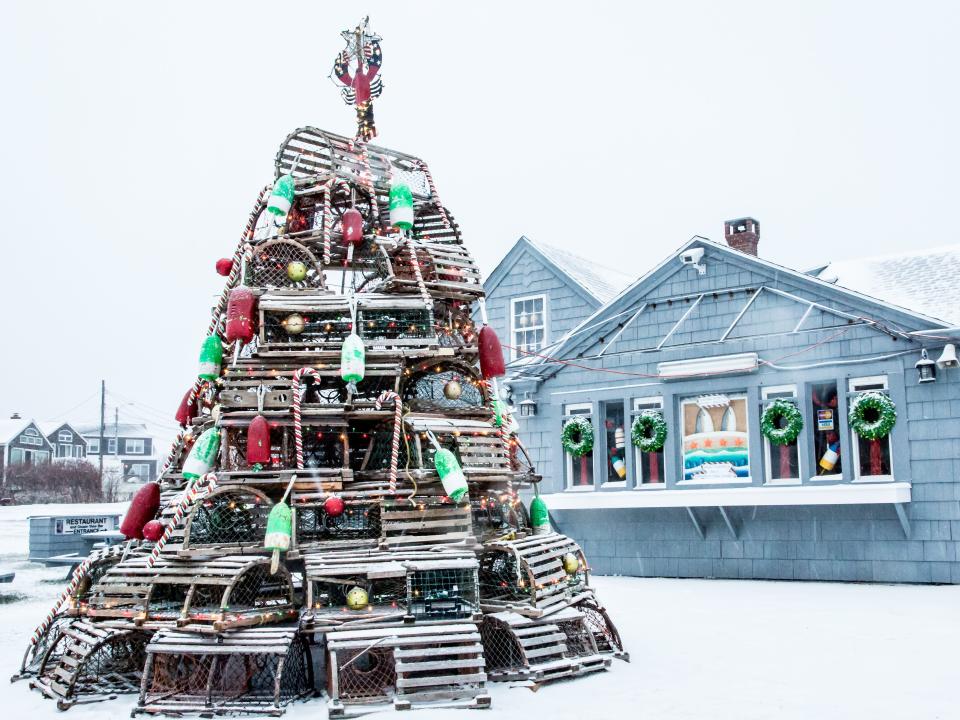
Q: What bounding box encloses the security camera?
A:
[680,247,706,275]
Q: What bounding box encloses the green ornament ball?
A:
[287,261,307,282]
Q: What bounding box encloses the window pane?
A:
[602,402,626,483]
[811,382,842,476]
[565,407,593,487]
[856,433,891,476]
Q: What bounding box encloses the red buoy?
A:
[342,208,364,245]
[142,520,164,542]
[175,387,197,427]
[215,258,233,276]
[246,415,271,465]
[324,496,346,518]
[120,482,161,540]
[226,287,256,345]
[478,325,506,379]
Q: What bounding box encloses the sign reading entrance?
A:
[54,515,118,535]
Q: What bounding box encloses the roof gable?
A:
[484,236,632,306]
[0,419,55,449]
[522,236,947,376]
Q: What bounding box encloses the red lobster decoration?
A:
[333,17,383,141]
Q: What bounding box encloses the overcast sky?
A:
[2,1,958,449]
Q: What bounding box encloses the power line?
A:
[44,391,100,422]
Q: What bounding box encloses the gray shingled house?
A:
[487,221,960,583]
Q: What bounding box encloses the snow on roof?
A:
[0,418,39,445]
[73,422,151,437]
[812,244,960,325]
[527,238,634,304]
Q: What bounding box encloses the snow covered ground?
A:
[1,503,956,719]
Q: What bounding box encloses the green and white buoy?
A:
[267,174,296,218]
[182,427,221,480]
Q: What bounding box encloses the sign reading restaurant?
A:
[54,515,119,535]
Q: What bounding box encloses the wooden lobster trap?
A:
[29,619,150,710]
[257,293,437,358]
[303,550,479,632]
[324,622,488,717]
[247,238,326,291]
[479,606,611,683]
[292,491,382,555]
[153,485,273,558]
[85,555,298,633]
[136,627,313,716]
[386,240,483,301]
[400,359,489,417]
[478,534,591,617]
[379,497,476,551]
[470,494,532,544]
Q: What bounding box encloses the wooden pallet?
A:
[135,626,313,716]
[325,621,488,716]
[479,608,610,683]
[29,619,150,709]
[86,554,297,633]
[479,533,591,617]
[379,498,476,551]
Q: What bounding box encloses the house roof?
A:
[74,422,151,437]
[0,418,53,448]
[514,235,952,381]
[37,421,87,439]
[484,236,634,306]
[810,244,960,326]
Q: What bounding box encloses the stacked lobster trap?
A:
[16,115,626,714]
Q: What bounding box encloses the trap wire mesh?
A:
[407,567,479,620]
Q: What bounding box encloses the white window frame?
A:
[125,438,145,455]
[510,294,548,361]
[87,438,100,454]
[10,448,25,465]
[761,384,802,486]
[632,396,665,489]
[848,375,894,483]
[600,400,628,488]
[677,393,752,486]
[59,444,73,458]
[21,429,42,447]
[564,402,594,491]
[107,438,117,454]
[58,430,72,442]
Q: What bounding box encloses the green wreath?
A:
[848,391,897,440]
[631,410,667,453]
[561,416,594,457]
[760,399,803,446]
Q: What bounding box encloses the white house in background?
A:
[0,417,54,480]
[75,422,158,483]
[38,422,88,461]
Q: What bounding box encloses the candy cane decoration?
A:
[374,390,402,494]
[482,379,514,496]
[350,138,380,227]
[405,240,432,306]
[147,473,219,567]
[322,177,352,265]
[416,159,451,230]
[292,367,322,469]
[29,555,94,646]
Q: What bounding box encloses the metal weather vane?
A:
[332,16,383,141]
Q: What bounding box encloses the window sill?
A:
[764,479,802,487]
[852,475,895,483]
[808,474,841,482]
[564,485,596,492]
[542,482,912,510]
[634,482,667,490]
[601,481,627,489]
[676,477,752,487]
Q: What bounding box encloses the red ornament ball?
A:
[120,482,161,540]
[142,520,165,542]
[324,496,346,518]
[215,258,233,276]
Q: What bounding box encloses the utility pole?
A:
[114,407,119,457]
[98,380,106,484]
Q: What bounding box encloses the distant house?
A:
[0,417,54,480]
[497,218,960,584]
[38,422,88,461]
[480,236,633,365]
[75,422,158,483]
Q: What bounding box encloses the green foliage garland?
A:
[760,399,803,446]
[561,416,594,457]
[848,391,897,440]
[631,410,668,453]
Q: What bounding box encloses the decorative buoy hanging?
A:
[340,299,365,397]
[479,326,506,379]
[267,174,296,218]
[530,491,550,534]
[175,387,197,427]
[215,258,233,276]
[265,474,297,574]
[225,287,256,346]
[427,431,468,503]
[119,482,161,540]
[389,182,414,230]
[342,207,364,245]
[142,520,164,542]
[198,336,223,381]
[246,384,271,467]
[182,427,220,479]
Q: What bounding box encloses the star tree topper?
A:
[332,17,383,141]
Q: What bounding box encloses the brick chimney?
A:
[724,217,760,256]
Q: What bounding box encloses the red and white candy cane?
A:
[322,177,352,265]
[349,138,380,227]
[29,555,93,646]
[292,367,321,469]
[374,391,403,494]
[405,240,432,306]
[416,159,451,230]
[482,379,514,495]
[147,473,219,567]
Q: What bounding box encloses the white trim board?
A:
[546,482,911,510]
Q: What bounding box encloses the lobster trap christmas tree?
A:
[15,17,625,716]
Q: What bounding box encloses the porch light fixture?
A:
[915,349,937,384]
[936,343,959,369]
[519,397,538,417]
